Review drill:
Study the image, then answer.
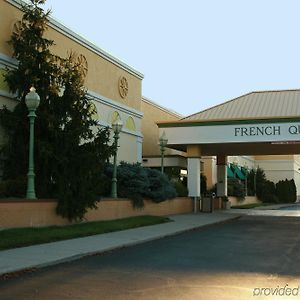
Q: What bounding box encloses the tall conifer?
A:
[1,0,114,220]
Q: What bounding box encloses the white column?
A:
[187,157,201,197]
[217,164,227,197]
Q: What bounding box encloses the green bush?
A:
[145,168,177,202]
[106,163,147,208]
[276,179,296,203]
[173,180,188,197]
[247,169,256,196]
[0,177,26,198]
[227,178,245,200]
[255,168,267,200]
[104,162,177,208]
[260,180,278,203]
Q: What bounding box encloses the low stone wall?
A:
[0,197,193,228]
[229,196,260,206]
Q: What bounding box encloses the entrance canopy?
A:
[157,90,300,156]
[157,89,300,199]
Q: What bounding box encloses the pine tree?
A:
[1,0,114,220]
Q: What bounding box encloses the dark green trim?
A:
[158,117,300,128]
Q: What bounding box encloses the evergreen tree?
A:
[1,0,114,220]
[255,167,267,200]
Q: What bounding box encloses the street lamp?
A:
[111,119,123,198]
[25,87,40,199]
[159,131,168,173]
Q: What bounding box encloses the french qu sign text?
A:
[234,125,300,137]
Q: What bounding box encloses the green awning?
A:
[227,166,235,178]
[231,164,246,180]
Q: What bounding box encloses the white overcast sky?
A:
[43,0,300,116]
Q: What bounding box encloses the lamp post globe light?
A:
[159,131,168,173]
[25,87,40,199]
[111,119,123,198]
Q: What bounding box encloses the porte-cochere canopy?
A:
[157,89,300,199]
[157,89,300,156]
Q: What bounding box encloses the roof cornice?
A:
[5,0,144,80]
[142,96,183,119]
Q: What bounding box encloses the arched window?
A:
[89,102,99,120]
[0,69,9,92]
[110,111,121,124]
[125,116,136,131]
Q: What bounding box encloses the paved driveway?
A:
[1,216,300,300]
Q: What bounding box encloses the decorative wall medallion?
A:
[77,54,88,76]
[118,76,128,98]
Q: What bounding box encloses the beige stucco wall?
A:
[0,0,143,164]
[0,1,23,56]
[117,132,139,163]
[141,98,184,157]
[255,155,294,161]
[0,197,193,228]
[0,0,142,111]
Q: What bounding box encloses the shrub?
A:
[276,179,296,203]
[260,180,278,203]
[115,162,148,208]
[0,177,26,198]
[247,169,256,196]
[173,180,188,197]
[145,168,177,202]
[255,168,267,200]
[227,178,245,200]
[104,162,177,208]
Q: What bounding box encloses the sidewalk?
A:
[0,212,239,276]
[225,203,300,217]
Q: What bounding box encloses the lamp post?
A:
[25,87,40,199]
[159,131,168,173]
[111,119,123,198]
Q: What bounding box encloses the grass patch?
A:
[0,215,170,251]
[231,203,276,209]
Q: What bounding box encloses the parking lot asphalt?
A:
[1,215,300,300]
